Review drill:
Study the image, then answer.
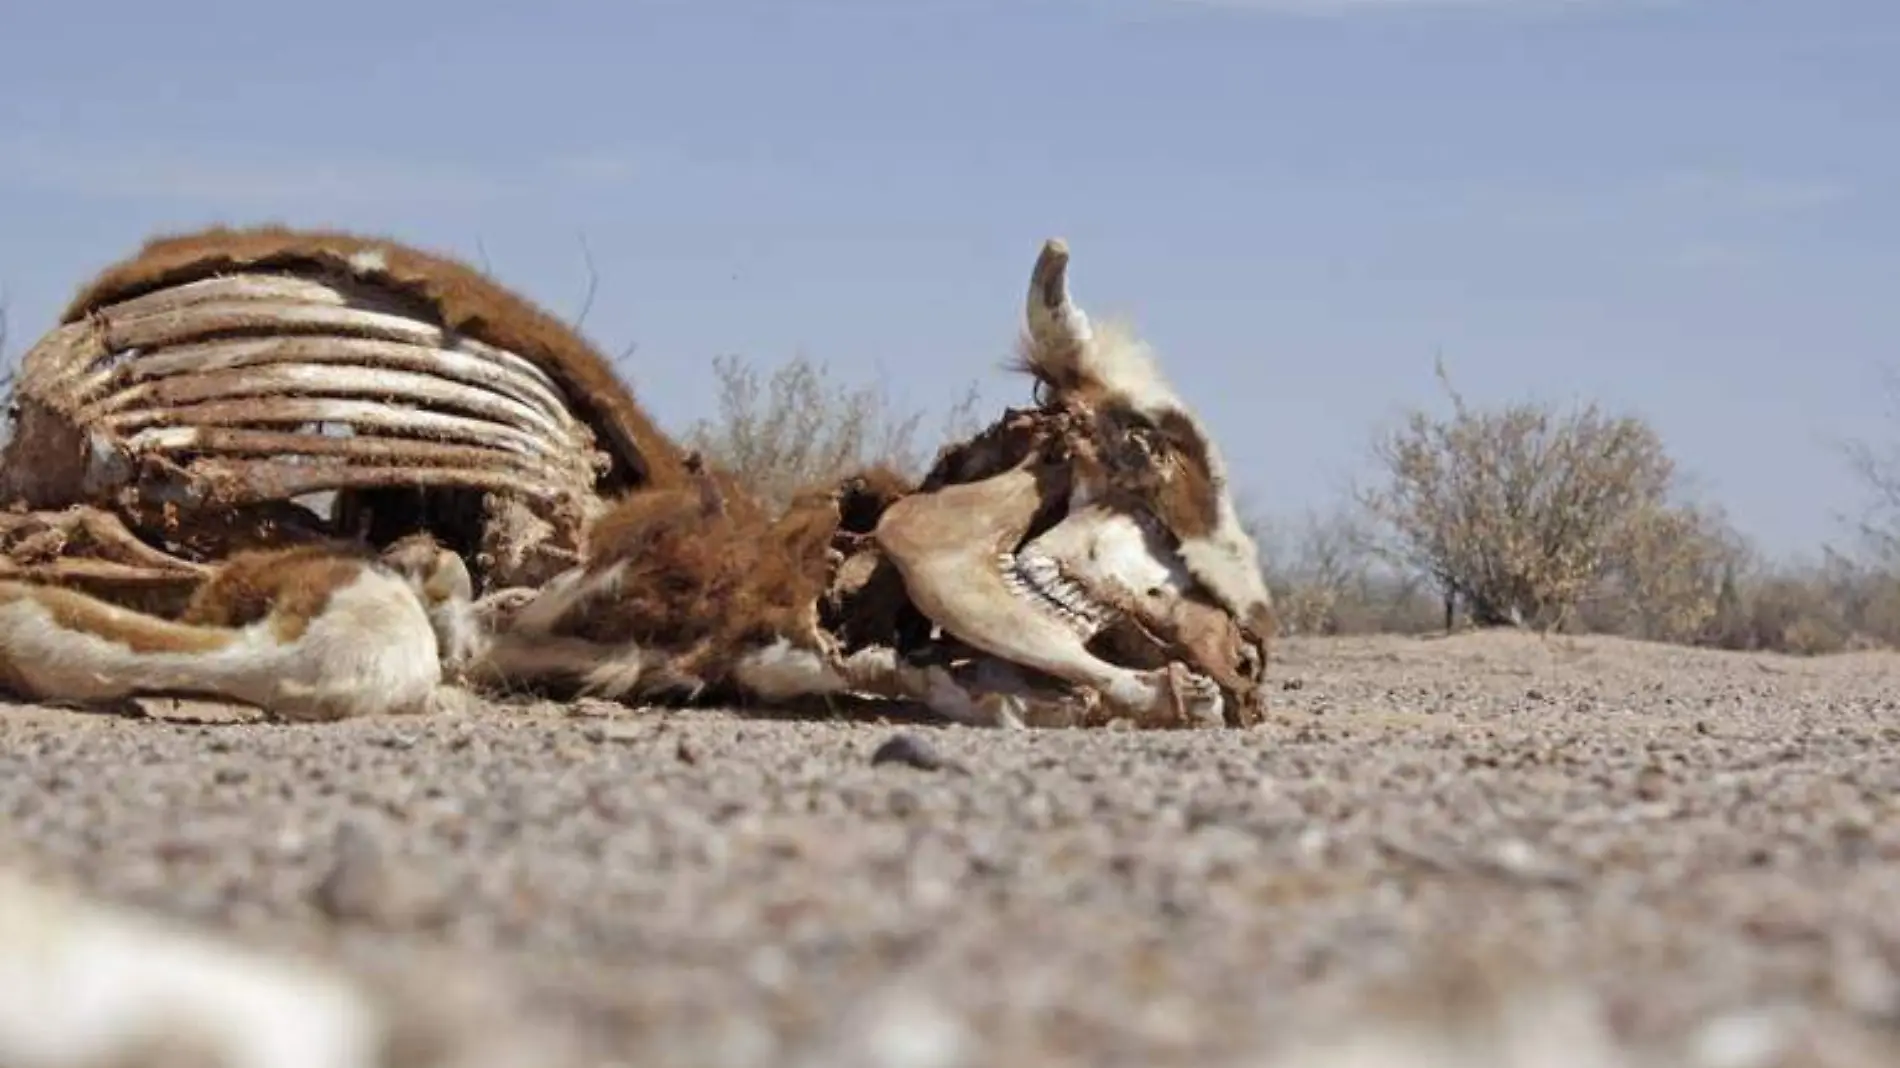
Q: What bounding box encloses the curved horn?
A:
[1025,238,1093,351]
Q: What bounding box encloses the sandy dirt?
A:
[5,630,1900,1067]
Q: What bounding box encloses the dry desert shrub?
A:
[684,352,982,513]
[1838,367,1900,568]
[1571,501,1747,645]
[1333,356,1900,654]
[1693,550,1900,655]
[1354,362,1736,637]
[1309,351,1900,654]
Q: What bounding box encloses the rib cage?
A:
[0,228,668,607]
[23,272,606,504]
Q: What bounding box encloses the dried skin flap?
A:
[1,226,685,591]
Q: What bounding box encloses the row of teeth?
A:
[996,552,1116,638]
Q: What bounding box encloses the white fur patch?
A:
[1176,429,1275,626]
[345,248,388,276]
[1075,318,1187,417]
[1021,503,1196,626]
[1180,522,1274,625]
[731,638,848,700]
[426,592,484,676]
[578,648,661,700]
[1082,319,1273,625]
[251,568,442,720]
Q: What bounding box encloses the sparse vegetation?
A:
[1237,359,1900,654]
[682,352,983,513]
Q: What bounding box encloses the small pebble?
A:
[582,722,643,744]
[871,732,947,771]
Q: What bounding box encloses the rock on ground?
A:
[4,630,1900,1067]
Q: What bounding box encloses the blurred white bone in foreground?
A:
[0,868,552,1068]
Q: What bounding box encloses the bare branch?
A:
[685,352,982,514]
[571,231,599,333]
[0,290,14,442]
[1833,364,1900,568]
[611,339,640,385]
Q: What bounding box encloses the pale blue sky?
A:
[2,0,1894,557]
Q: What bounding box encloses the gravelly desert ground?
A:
[6,630,1900,1067]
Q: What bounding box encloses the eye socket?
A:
[1121,416,1169,459]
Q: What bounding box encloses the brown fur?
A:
[555,463,913,689]
[1127,408,1221,540]
[63,224,691,495]
[0,583,235,656]
[826,465,917,533]
[569,484,738,651]
[803,466,924,655]
[178,542,379,642]
[917,408,1066,492]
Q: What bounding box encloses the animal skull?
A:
[873,240,1274,727]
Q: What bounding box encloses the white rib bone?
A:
[83,272,362,319]
[81,335,578,430]
[103,398,572,465]
[102,300,460,354]
[86,362,568,441]
[119,426,558,483]
[84,272,572,404]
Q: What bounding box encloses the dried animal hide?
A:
[468,460,920,706]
